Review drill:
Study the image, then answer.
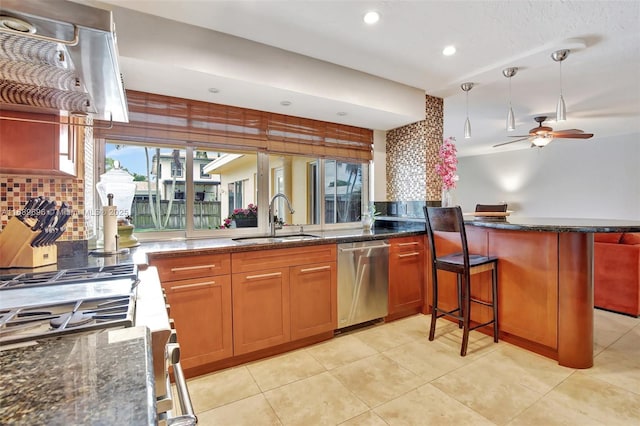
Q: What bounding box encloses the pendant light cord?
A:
[559,60,563,96]
[508,76,512,107]
[466,90,469,119]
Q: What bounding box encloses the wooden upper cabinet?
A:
[0,110,80,176]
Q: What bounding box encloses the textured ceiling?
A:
[90,0,640,157]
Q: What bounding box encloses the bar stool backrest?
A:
[424,206,470,271]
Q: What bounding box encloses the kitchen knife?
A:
[31,200,56,231]
[39,225,66,246]
[36,204,72,246]
[16,197,39,222]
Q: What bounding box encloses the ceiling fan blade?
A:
[553,133,594,139]
[553,129,584,134]
[493,137,530,147]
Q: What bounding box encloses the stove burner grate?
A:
[0,264,137,289]
[0,295,135,345]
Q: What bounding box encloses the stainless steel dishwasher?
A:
[337,240,389,329]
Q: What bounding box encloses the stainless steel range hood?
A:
[0,0,128,122]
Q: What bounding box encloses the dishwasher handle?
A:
[339,243,390,252]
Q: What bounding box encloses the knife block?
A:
[0,217,57,268]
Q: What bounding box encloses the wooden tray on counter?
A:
[467,211,510,217]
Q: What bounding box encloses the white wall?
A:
[371,130,388,201]
[456,133,640,220]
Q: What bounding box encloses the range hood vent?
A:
[0,0,128,122]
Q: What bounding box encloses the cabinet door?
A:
[164,275,233,370]
[388,247,424,317]
[0,110,58,174]
[290,262,337,340]
[232,268,290,355]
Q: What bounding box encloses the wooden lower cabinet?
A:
[290,262,337,340]
[163,275,233,370]
[231,245,338,355]
[153,245,338,369]
[232,267,291,355]
[388,236,424,319]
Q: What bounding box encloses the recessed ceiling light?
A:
[280,100,292,106]
[363,11,380,25]
[337,111,347,116]
[442,45,456,56]
[208,87,220,93]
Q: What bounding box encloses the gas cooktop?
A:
[0,264,139,346]
[0,294,135,346]
[0,264,137,289]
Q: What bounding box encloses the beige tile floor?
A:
[183,309,639,425]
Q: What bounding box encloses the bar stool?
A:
[423,206,499,356]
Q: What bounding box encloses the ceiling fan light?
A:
[507,107,515,131]
[556,94,566,122]
[464,117,471,139]
[532,135,553,147]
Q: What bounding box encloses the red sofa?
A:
[594,232,640,317]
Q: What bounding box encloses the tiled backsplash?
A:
[0,175,85,241]
[386,94,443,201]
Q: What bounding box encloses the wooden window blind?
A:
[95,90,373,161]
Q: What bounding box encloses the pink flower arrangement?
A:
[435,136,459,191]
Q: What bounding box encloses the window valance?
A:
[95,90,373,161]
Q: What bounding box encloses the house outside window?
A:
[100,143,367,239]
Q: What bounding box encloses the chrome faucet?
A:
[269,193,295,237]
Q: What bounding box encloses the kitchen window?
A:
[98,142,368,240]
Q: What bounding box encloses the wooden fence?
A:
[131,200,222,230]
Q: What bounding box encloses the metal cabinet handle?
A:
[170,264,216,272]
[299,265,331,273]
[170,281,216,291]
[339,243,390,252]
[398,252,420,258]
[397,242,419,246]
[245,272,282,280]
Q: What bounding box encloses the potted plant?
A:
[223,204,258,228]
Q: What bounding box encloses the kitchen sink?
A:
[233,233,321,244]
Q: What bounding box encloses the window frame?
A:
[96,140,369,241]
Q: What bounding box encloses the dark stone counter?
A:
[1,227,426,275]
[141,227,425,260]
[0,326,155,425]
[464,216,640,233]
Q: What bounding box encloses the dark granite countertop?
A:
[142,227,425,260]
[0,326,155,425]
[1,227,426,275]
[463,216,640,233]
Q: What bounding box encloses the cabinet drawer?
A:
[153,253,231,282]
[389,236,425,253]
[232,244,337,273]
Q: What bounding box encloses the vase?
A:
[361,214,374,231]
[441,189,454,207]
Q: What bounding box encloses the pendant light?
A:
[502,67,518,131]
[461,82,474,139]
[551,49,570,122]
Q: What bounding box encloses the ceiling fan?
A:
[493,116,594,148]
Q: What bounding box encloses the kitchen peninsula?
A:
[453,216,640,369]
